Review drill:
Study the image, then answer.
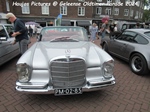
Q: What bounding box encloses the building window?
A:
[136,11,138,17]
[107,0,112,3]
[114,8,119,15]
[6,0,10,12]
[142,4,144,9]
[125,0,131,4]
[60,6,67,15]
[141,13,143,19]
[22,6,30,14]
[78,0,85,2]
[96,7,102,14]
[105,8,111,15]
[140,2,142,8]
[78,7,85,16]
[139,12,141,18]
[130,10,133,17]
[41,6,49,15]
[124,9,129,16]
[137,1,140,7]
[115,0,120,3]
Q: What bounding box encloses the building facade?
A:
[0,0,145,28]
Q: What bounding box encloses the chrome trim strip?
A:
[15,80,116,94]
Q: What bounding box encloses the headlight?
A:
[16,63,32,82]
[103,60,114,79]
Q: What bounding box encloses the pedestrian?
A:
[6,12,29,55]
[135,22,140,28]
[109,22,114,38]
[113,23,120,37]
[34,26,37,36]
[114,23,118,32]
[29,25,33,37]
[89,23,98,43]
[100,19,109,39]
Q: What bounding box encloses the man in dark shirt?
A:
[109,23,114,38]
[6,12,29,55]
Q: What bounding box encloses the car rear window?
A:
[144,32,150,37]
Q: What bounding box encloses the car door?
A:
[0,25,19,65]
[5,25,19,52]
[109,31,137,59]
[0,25,11,65]
[109,32,127,57]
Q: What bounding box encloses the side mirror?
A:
[0,37,7,41]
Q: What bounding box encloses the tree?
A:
[143,0,150,9]
[142,0,150,22]
[142,9,150,22]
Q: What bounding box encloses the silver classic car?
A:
[101,29,150,75]
[0,24,20,66]
[16,26,115,95]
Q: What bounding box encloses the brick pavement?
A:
[0,37,150,112]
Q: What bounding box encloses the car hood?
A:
[17,41,113,69]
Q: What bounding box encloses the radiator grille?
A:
[50,58,86,88]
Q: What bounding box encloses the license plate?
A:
[55,88,82,95]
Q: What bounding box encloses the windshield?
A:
[40,27,88,42]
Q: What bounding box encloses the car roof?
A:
[125,29,150,33]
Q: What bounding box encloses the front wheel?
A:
[130,53,149,75]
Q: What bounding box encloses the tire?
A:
[130,53,149,75]
[102,43,108,52]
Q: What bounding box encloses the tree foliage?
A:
[142,0,150,22]
[143,0,150,10]
[142,9,150,22]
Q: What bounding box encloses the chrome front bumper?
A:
[16,78,115,94]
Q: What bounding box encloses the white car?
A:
[25,25,42,35]
[16,26,115,95]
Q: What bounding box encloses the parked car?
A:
[101,28,150,75]
[116,21,144,32]
[112,21,144,37]
[25,25,42,35]
[0,24,20,66]
[15,26,115,95]
[145,22,150,29]
[121,23,144,31]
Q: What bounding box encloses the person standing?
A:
[89,23,98,43]
[100,20,108,39]
[6,12,29,55]
[109,22,114,38]
[114,23,118,32]
[29,25,33,37]
[34,26,37,36]
[135,22,140,28]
